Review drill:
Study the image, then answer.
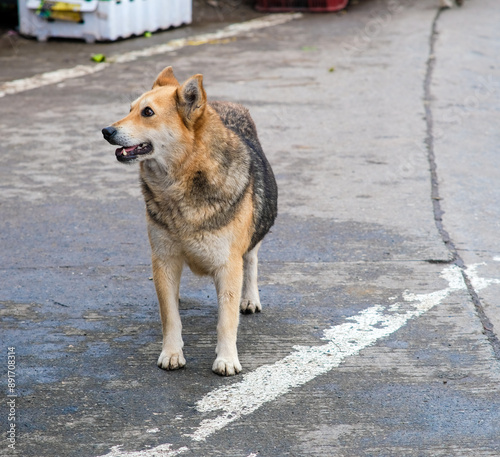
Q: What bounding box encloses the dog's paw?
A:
[212,357,242,376]
[240,298,262,314]
[157,350,186,370]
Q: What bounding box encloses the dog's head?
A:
[102,66,206,164]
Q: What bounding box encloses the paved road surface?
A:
[1,1,499,456]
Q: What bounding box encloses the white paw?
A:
[157,350,186,370]
[240,298,262,314]
[212,357,242,376]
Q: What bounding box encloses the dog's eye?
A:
[142,107,155,117]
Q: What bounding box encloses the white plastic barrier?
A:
[18,0,192,43]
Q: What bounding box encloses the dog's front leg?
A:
[152,255,186,370]
[213,257,243,376]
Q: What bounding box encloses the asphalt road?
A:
[1,1,500,456]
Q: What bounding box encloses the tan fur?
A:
[103,66,277,376]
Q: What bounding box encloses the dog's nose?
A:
[102,126,117,141]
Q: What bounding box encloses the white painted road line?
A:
[0,63,111,98]
[466,263,500,291]
[0,13,302,98]
[187,265,465,442]
[101,444,189,457]
[96,262,500,457]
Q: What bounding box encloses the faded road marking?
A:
[94,261,500,456]
[0,14,301,98]
[188,265,465,441]
[465,263,500,291]
[101,444,189,457]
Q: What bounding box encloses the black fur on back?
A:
[210,101,278,252]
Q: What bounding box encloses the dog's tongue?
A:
[116,145,137,155]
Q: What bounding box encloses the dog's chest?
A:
[183,231,232,275]
[148,218,232,275]
[140,160,244,275]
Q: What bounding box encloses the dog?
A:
[102,67,278,376]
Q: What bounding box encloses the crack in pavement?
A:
[423,9,500,358]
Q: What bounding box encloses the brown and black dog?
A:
[102,67,277,376]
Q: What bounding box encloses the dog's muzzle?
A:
[102,126,153,163]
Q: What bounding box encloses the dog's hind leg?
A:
[152,255,186,370]
[213,257,244,376]
[240,241,262,314]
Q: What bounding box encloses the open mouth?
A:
[115,143,153,162]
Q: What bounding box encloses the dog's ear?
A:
[152,66,180,89]
[177,75,206,125]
